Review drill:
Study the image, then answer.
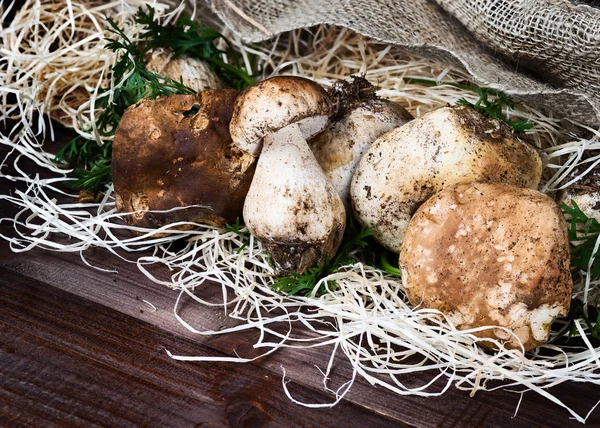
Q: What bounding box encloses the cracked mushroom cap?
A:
[112,90,256,231]
[229,76,333,156]
[400,181,572,351]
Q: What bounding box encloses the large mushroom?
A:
[231,76,346,275]
[400,182,572,351]
[351,105,543,253]
[310,77,413,209]
[112,90,256,231]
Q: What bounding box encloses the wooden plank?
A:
[0,267,401,427]
[2,245,599,427]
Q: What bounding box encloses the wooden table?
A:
[2,128,600,428]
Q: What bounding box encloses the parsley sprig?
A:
[547,201,600,344]
[273,218,401,297]
[55,6,253,192]
[403,77,532,132]
[561,201,600,279]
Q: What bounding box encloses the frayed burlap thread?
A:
[209,0,600,126]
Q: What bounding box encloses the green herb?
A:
[379,251,402,277]
[547,202,600,345]
[224,217,249,236]
[550,299,600,344]
[403,77,532,132]
[225,217,251,253]
[561,201,600,279]
[273,218,400,297]
[55,6,253,191]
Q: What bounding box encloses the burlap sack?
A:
[209,0,600,126]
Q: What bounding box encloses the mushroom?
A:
[351,105,543,253]
[144,47,223,91]
[112,89,256,231]
[400,181,572,351]
[309,77,413,209]
[559,149,600,223]
[230,76,345,274]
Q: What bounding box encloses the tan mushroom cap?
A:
[229,76,333,156]
[400,182,572,351]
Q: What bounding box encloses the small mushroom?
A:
[229,76,333,156]
[400,182,572,351]
[231,76,345,274]
[112,90,256,231]
[310,77,413,209]
[351,105,543,253]
[559,149,600,223]
[144,47,223,91]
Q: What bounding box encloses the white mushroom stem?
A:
[243,123,346,275]
[297,115,331,140]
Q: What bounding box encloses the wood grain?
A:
[0,267,401,427]
[2,244,599,427]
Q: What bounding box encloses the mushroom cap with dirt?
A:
[112,90,256,231]
[310,77,413,209]
[229,76,333,156]
[399,181,572,351]
[351,105,543,253]
[144,47,224,91]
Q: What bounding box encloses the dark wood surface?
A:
[2,130,600,427]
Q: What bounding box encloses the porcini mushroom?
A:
[112,90,256,231]
[310,77,413,209]
[231,76,345,275]
[144,47,223,91]
[400,182,572,351]
[351,105,543,253]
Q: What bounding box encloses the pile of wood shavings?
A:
[1,0,600,422]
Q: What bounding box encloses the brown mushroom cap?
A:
[229,76,333,156]
[112,90,256,231]
[400,182,572,351]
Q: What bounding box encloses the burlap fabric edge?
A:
[208,0,600,127]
